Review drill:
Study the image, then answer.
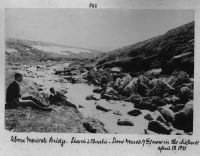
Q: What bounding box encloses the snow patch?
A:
[32,45,91,55]
[6,48,18,53]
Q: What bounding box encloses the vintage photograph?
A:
[5,9,194,135]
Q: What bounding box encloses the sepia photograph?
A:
[5,9,194,135]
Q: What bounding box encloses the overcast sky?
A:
[6,9,194,52]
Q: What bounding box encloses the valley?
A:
[5,21,194,134]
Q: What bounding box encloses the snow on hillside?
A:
[32,45,91,55]
[6,48,18,53]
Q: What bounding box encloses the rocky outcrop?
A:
[173,100,193,132]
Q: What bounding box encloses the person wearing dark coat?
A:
[6,79,21,108]
[6,73,52,111]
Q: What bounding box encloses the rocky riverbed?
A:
[5,61,193,134]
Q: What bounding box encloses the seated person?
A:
[49,87,77,109]
[6,73,52,111]
[49,87,66,105]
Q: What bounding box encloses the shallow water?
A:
[22,63,155,134]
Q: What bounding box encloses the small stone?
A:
[113,111,122,116]
[96,105,112,112]
[117,119,134,126]
[127,109,142,116]
[78,105,84,108]
[86,94,100,100]
[83,122,97,133]
[144,114,153,121]
[93,88,103,94]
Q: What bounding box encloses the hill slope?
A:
[5,38,103,63]
[96,22,194,75]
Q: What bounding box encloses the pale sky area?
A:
[6,9,194,52]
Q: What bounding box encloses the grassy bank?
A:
[5,64,106,133]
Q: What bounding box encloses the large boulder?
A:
[137,75,151,88]
[148,120,171,134]
[173,100,193,132]
[114,75,151,97]
[101,87,120,100]
[178,86,193,103]
[169,71,191,88]
[151,96,167,107]
[135,98,157,112]
[120,75,132,88]
[136,78,150,96]
[114,78,121,89]
[87,70,113,86]
[169,104,185,112]
[101,94,119,100]
[157,107,175,124]
[129,93,142,104]
[105,87,119,96]
[149,79,175,97]
[115,75,132,95]
[164,95,180,105]
[123,78,138,96]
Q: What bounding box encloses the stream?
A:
[19,63,160,134]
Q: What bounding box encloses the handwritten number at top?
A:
[89,3,97,8]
